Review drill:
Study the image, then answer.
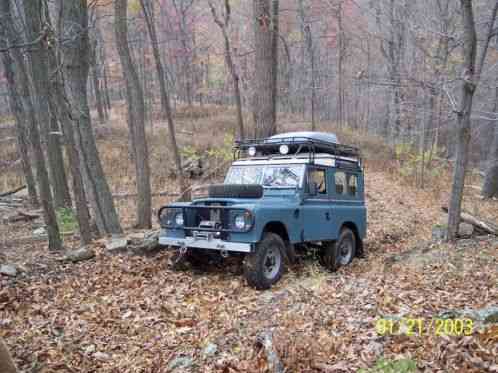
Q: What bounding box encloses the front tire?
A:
[243,233,285,290]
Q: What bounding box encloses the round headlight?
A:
[248,146,257,157]
[279,144,289,155]
[234,214,246,230]
[175,213,184,226]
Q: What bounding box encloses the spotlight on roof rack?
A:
[279,144,289,155]
[248,146,257,157]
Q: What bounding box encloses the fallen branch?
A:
[3,210,39,223]
[0,185,26,198]
[255,331,285,373]
[442,206,498,236]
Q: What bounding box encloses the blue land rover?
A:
[158,132,366,289]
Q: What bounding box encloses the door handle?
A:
[325,212,330,220]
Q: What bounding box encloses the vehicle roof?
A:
[232,153,361,170]
[269,131,339,144]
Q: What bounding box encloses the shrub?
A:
[358,357,417,373]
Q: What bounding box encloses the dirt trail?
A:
[1,167,497,372]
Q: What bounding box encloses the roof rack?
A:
[234,134,360,163]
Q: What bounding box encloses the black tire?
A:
[208,184,263,199]
[243,233,285,290]
[319,227,356,271]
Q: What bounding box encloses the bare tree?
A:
[298,0,316,130]
[58,0,123,235]
[208,0,245,139]
[253,0,278,138]
[22,0,72,209]
[45,27,93,245]
[2,54,38,206]
[115,0,152,228]
[481,2,498,199]
[447,0,498,239]
[89,11,107,125]
[447,0,478,241]
[140,0,189,201]
[0,0,62,250]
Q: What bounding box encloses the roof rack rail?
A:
[234,134,360,162]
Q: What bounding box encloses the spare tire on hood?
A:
[208,184,263,199]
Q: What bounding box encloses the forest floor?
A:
[0,104,497,372]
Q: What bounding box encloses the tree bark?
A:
[208,0,245,140]
[447,0,477,241]
[482,108,498,198]
[480,1,498,199]
[140,0,189,201]
[0,0,62,251]
[90,40,106,124]
[58,0,123,235]
[115,0,152,228]
[271,0,279,129]
[45,29,93,245]
[22,0,72,210]
[253,0,277,138]
[3,53,39,206]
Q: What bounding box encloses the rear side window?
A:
[348,174,358,196]
[335,171,347,195]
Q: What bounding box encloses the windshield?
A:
[225,164,305,188]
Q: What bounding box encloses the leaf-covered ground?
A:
[1,169,497,373]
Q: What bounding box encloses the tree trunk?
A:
[480,2,498,199]
[115,0,152,228]
[49,92,93,245]
[45,37,93,245]
[271,0,279,130]
[58,0,123,235]
[3,53,39,207]
[253,0,276,138]
[0,0,62,251]
[0,338,17,373]
[447,0,477,241]
[23,0,72,210]
[482,101,498,198]
[140,0,189,201]
[91,47,106,124]
[208,0,245,140]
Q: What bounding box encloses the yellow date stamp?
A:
[375,317,474,337]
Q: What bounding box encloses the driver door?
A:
[301,166,331,241]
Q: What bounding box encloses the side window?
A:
[308,168,327,195]
[347,174,358,197]
[335,171,347,196]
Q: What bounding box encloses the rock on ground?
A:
[167,356,193,371]
[105,237,129,252]
[0,264,17,277]
[63,247,95,263]
[458,223,474,238]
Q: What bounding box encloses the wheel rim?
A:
[263,247,281,280]
[338,237,353,265]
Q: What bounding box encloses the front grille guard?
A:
[158,204,254,233]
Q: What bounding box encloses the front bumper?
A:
[158,235,252,253]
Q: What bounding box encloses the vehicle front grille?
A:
[184,206,228,237]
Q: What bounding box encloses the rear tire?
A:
[319,227,356,271]
[243,233,285,290]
